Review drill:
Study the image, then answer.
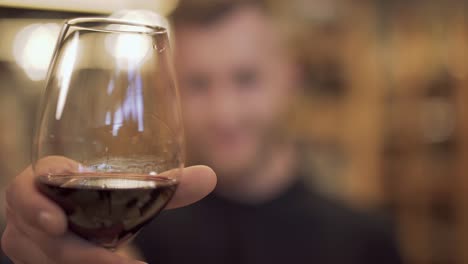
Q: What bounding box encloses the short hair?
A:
[170,0,268,26]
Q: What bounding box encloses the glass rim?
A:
[65,17,168,35]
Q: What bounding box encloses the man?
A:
[2,1,402,263]
[134,1,402,263]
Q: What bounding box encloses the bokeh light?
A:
[105,10,170,68]
[12,23,60,81]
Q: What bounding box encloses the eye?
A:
[184,74,210,95]
[233,68,258,88]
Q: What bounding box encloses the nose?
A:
[209,82,242,129]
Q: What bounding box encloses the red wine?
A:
[35,173,178,249]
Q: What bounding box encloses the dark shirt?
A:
[135,177,402,264]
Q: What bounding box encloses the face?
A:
[175,7,296,182]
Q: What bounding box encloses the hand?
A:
[2,156,217,264]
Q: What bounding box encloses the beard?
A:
[185,117,289,192]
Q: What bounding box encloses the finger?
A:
[5,156,79,236]
[33,156,80,176]
[39,232,146,264]
[2,222,144,264]
[1,224,52,264]
[166,165,217,209]
[6,207,146,264]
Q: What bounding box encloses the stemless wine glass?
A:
[32,17,184,250]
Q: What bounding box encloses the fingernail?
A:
[38,211,61,235]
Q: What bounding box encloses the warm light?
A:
[0,0,179,16]
[13,23,60,81]
[105,33,152,68]
[105,10,170,68]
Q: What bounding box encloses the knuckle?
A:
[4,179,24,211]
[52,246,119,264]
[4,182,15,209]
[2,225,17,257]
[43,241,68,262]
[41,240,56,255]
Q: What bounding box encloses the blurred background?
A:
[1,0,468,263]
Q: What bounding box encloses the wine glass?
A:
[32,17,184,250]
